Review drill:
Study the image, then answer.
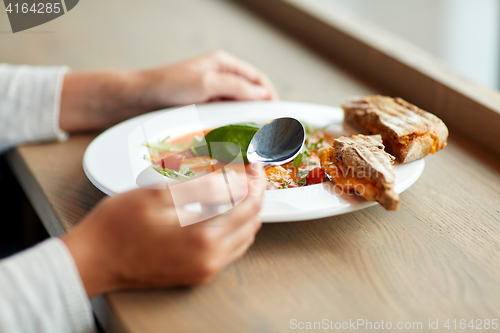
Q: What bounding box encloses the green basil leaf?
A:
[192,123,260,163]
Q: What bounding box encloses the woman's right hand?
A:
[62,164,265,298]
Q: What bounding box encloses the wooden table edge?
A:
[6,149,65,237]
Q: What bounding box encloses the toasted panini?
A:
[320,134,400,211]
[343,95,448,163]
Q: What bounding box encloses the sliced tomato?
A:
[305,167,325,185]
[160,154,185,172]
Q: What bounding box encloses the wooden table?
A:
[3,0,500,331]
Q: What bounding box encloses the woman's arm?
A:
[0,52,276,152]
[0,238,95,333]
[0,165,265,332]
[0,52,270,331]
[62,164,265,298]
[59,51,278,132]
[0,64,68,153]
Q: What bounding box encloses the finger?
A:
[124,187,174,207]
[222,216,261,266]
[245,162,266,201]
[213,51,264,85]
[223,214,261,251]
[213,52,279,101]
[153,164,264,228]
[206,72,271,101]
[211,163,265,234]
[166,165,264,227]
[150,207,181,227]
[135,170,246,210]
[165,170,248,206]
[225,234,256,265]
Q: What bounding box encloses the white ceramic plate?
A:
[83,101,424,222]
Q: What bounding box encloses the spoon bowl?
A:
[246,117,305,166]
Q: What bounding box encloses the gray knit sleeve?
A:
[0,238,96,332]
[0,64,69,153]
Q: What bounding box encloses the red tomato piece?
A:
[160,154,185,172]
[305,167,325,185]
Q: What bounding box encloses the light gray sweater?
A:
[0,64,95,332]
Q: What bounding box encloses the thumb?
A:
[205,72,270,101]
[246,162,266,198]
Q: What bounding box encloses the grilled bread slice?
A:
[343,95,448,163]
[320,134,400,211]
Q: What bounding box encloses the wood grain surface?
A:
[2,0,500,332]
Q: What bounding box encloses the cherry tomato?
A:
[160,154,185,172]
[306,167,325,185]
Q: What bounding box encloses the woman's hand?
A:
[59,51,277,132]
[61,164,265,298]
[135,51,278,106]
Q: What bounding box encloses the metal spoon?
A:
[247,117,306,166]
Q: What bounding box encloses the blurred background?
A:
[1,0,499,89]
[329,0,500,89]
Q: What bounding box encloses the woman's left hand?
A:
[59,51,278,132]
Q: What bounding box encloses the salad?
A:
[144,122,334,190]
